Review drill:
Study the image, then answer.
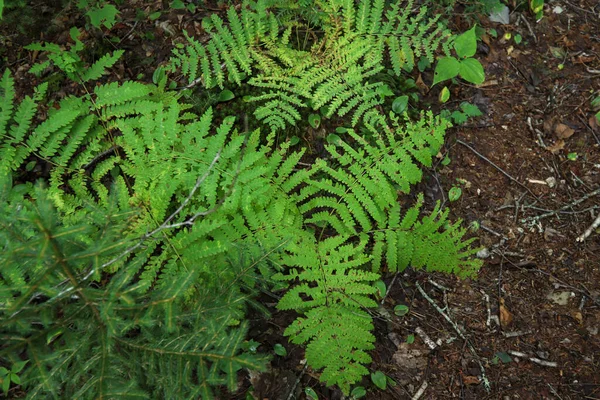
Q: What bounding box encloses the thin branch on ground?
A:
[456,139,539,200]
[416,281,491,393]
[576,212,600,242]
[522,187,600,224]
[508,350,558,367]
[411,380,428,400]
[286,361,308,400]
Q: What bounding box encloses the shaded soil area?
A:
[1,0,599,399]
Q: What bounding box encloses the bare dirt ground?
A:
[1,0,598,399]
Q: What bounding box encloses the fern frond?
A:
[81,49,124,82]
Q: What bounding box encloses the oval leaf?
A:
[432,57,460,86]
[371,371,387,390]
[218,90,235,102]
[273,343,287,357]
[459,58,485,84]
[305,387,318,400]
[394,304,409,316]
[374,280,386,298]
[391,95,409,114]
[308,113,321,129]
[289,136,300,146]
[449,186,462,202]
[439,86,450,103]
[454,26,478,58]
[351,386,367,398]
[326,133,341,145]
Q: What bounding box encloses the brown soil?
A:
[2,0,599,399]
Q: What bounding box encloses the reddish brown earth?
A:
[1,0,599,399]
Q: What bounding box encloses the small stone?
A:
[546,177,556,188]
[477,248,490,259]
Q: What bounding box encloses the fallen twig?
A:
[522,187,600,224]
[456,139,539,200]
[286,361,308,400]
[508,350,558,367]
[416,282,491,392]
[415,327,437,350]
[576,212,600,242]
[411,380,428,400]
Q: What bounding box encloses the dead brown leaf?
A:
[415,74,428,95]
[462,375,480,385]
[499,298,513,327]
[555,123,575,139]
[546,139,565,154]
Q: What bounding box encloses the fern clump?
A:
[1,0,484,397]
[170,0,463,134]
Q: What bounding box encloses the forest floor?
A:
[1,0,599,399]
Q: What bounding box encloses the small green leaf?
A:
[217,90,235,102]
[469,220,480,232]
[0,368,9,377]
[187,3,196,13]
[417,57,431,72]
[448,186,462,202]
[488,28,498,38]
[391,96,409,114]
[326,134,341,145]
[351,386,367,398]
[289,136,300,146]
[459,58,485,84]
[10,373,20,385]
[441,156,451,166]
[596,111,600,123]
[432,57,460,86]
[374,280,386,298]
[406,334,415,344]
[460,102,482,117]
[148,11,162,21]
[46,328,63,344]
[495,351,513,363]
[273,344,287,357]
[305,387,318,399]
[25,161,36,172]
[152,67,165,85]
[376,84,394,97]
[439,87,450,103]
[308,113,321,129]
[170,0,185,9]
[514,34,522,44]
[590,95,600,110]
[86,4,119,29]
[567,152,578,161]
[454,26,478,59]
[371,371,387,390]
[2,378,9,394]
[393,304,409,316]
[335,127,348,134]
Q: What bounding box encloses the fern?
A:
[170,0,456,133]
[1,1,485,396]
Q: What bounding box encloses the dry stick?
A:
[456,139,539,200]
[577,212,600,242]
[415,327,437,350]
[508,351,558,368]
[519,13,538,43]
[415,282,491,393]
[411,380,429,400]
[522,187,600,224]
[285,361,308,400]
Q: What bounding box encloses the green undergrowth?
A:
[1,0,484,397]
